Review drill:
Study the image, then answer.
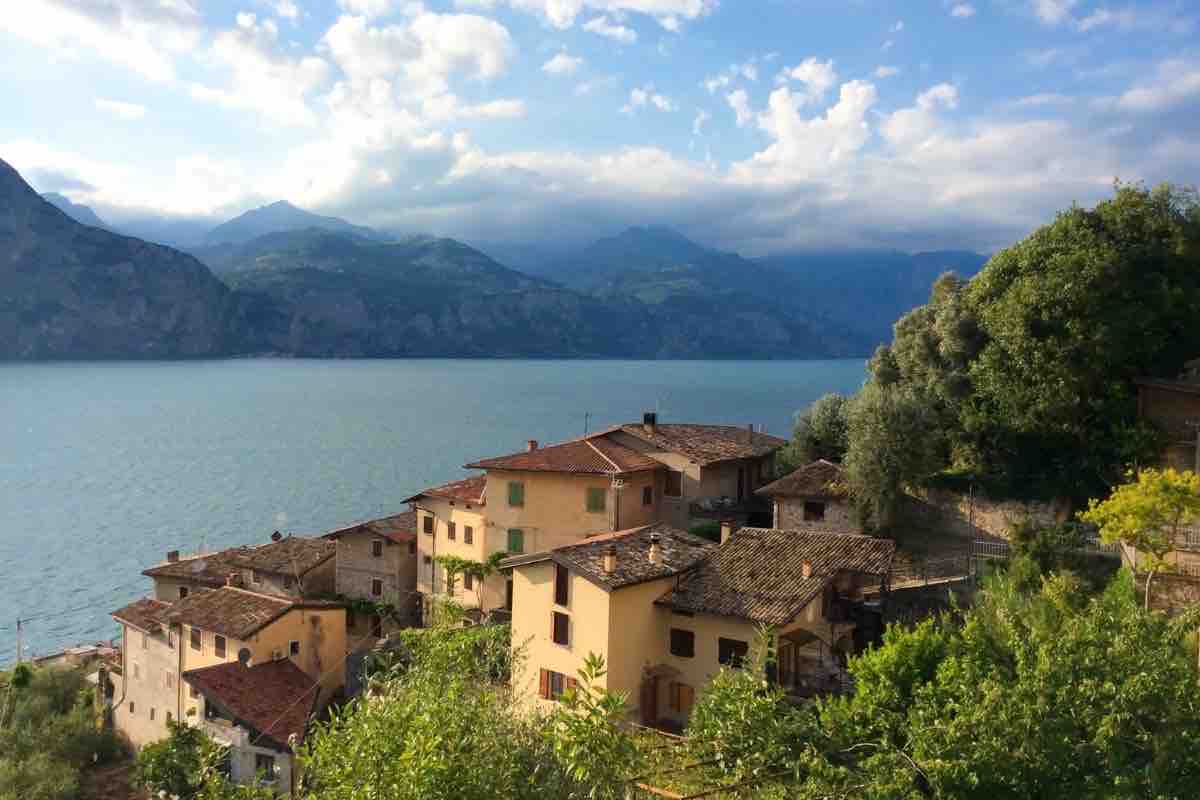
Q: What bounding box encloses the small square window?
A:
[214,635,226,659]
[423,555,432,565]
[464,526,474,545]
[551,611,569,646]
[423,515,434,535]
[255,754,276,780]
[803,501,826,522]
[665,471,683,498]
[178,586,189,599]
[642,486,653,506]
[670,628,695,658]
[507,481,525,508]
[507,529,525,554]
[289,640,300,657]
[447,522,456,541]
[718,638,749,668]
[371,578,383,596]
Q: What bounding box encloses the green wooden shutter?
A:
[507,528,525,553]
[508,481,525,507]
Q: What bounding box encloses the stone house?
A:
[322,511,420,638]
[503,523,893,729]
[1135,359,1200,472]
[142,535,336,602]
[110,585,345,761]
[756,459,857,532]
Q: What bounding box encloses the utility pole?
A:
[15,618,21,665]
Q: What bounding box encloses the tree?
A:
[132,720,214,798]
[1080,467,1200,608]
[779,393,850,472]
[436,552,508,615]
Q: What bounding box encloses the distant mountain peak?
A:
[204,199,384,246]
[41,192,108,229]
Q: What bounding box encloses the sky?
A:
[2,0,1199,254]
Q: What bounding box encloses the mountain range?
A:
[3,158,986,360]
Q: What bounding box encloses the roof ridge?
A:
[584,439,622,472]
[220,585,294,605]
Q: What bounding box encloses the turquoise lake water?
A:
[0,358,867,658]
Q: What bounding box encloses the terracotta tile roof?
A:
[111,597,172,633]
[500,523,715,590]
[615,423,787,466]
[144,536,335,585]
[323,511,417,544]
[1135,377,1200,397]
[403,474,487,504]
[655,528,895,625]
[183,658,319,751]
[756,460,848,499]
[161,586,341,640]
[465,436,663,475]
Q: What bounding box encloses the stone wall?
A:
[1148,572,1200,614]
[774,497,859,532]
[899,488,1071,542]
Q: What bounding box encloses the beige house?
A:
[756,460,858,532]
[142,535,336,602]
[183,658,319,795]
[504,523,893,729]
[110,585,345,756]
[323,511,420,636]
[405,475,493,617]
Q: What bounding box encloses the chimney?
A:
[527,439,539,452]
[166,550,180,563]
[643,412,657,434]
[226,572,243,588]
[648,532,662,565]
[746,423,755,444]
[801,561,812,579]
[270,530,283,542]
[602,545,617,574]
[720,520,739,544]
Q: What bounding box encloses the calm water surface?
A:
[0,358,865,657]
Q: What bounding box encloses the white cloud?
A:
[466,0,715,30]
[703,60,759,94]
[881,83,959,150]
[542,50,584,75]
[574,75,619,95]
[874,65,900,78]
[338,0,393,18]
[422,96,526,120]
[775,58,837,104]
[95,98,147,120]
[1032,0,1078,25]
[890,20,905,32]
[621,85,676,113]
[725,89,753,127]
[951,4,976,19]
[266,0,302,20]
[1108,58,1200,112]
[692,109,710,135]
[582,15,637,43]
[1076,7,1138,32]
[1014,92,1073,106]
[0,0,202,82]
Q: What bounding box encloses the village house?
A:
[756,459,857,532]
[503,522,893,729]
[322,511,420,638]
[183,657,319,795]
[109,584,345,760]
[409,414,786,619]
[142,534,336,602]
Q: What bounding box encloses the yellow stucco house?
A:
[110,584,345,793]
[410,414,786,622]
[503,523,893,728]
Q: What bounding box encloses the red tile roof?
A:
[323,511,417,544]
[464,435,663,475]
[403,474,487,504]
[161,586,341,640]
[183,658,319,751]
[615,423,787,466]
[111,597,172,633]
[144,536,334,585]
[756,460,848,499]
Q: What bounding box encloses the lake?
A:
[0,358,866,658]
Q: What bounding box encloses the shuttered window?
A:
[538,668,577,701]
[668,682,695,713]
[464,526,474,544]
[423,515,434,535]
[642,486,653,506]
[554,564,569,606]
[372,539,384,557]
[190,628,202,652]
[507,481,525,507]
[551,611,569,646]
[447,522,456,541]
[586,487,606,513]
[214,635,226,659]
[507,529,525,554]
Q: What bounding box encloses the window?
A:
[423,555,432,565]
[803,501,826,522]
[447,522,456,541]
[255,754,276,781]
[166,712,173,724]
[408,541,417,555]
[289,640,300,657]
[669,628,695,658]
[507,529,525,554]
[718,638,749,668]
[538,668,576,701]
[665,471,683,497]
[214,635,226,659]
[149,707,155,721]
[505,579,514,611]
[585,487,606,513]
[141,632,148,650]
[178,586,189,599]
[464,526,474,545]
[464,573,473,591]
[643,486,654,506]
[372,539,384,557]
[190,628,202,651]
[668,682,696,714]
[554,564,569,606]
[551,611,569,646]
[371,578,383,597]
[423,515,434,535]
[129,702,135,714]
[507,481,525,507]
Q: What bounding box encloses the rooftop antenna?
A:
[584,412,591,435]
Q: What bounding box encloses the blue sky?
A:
[2,0,1198,253]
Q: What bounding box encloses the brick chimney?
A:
[602,545,617,574]
[643,412,657,434]
[801,561,812,579]
[166,550,180,563]
[647,532,662,565]
[527,439,539,452]
[720,520,739,544]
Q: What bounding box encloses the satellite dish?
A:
[237,648,252,666]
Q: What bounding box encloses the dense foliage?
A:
[0,666,124,800]
[778,393,850,473]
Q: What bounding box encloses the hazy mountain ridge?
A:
[41,192,108,229]
[203,200,386,246]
